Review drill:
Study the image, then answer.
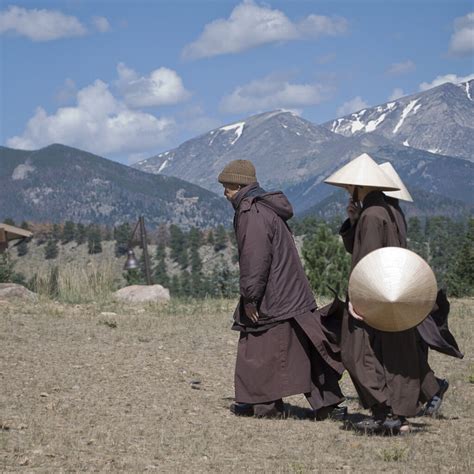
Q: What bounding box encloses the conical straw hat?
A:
[324,153,400,191]
[379,162,413,202]
[348,247,437,332]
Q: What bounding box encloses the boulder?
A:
[0,283,37,302]
[114,284,170,304]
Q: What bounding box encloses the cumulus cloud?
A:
[55,78,78,105]
[0,5,87,41]
[449,12,474,56]
[177,105,221,136]
[92,16,111,33]
[116,63,191,108]
[388,88,405,101]
[336,96,368,117]
[7,80,175,156]
[219,74,332,114]
[182,0,348,59]
[386,60,415,76]
[419,72,474,91]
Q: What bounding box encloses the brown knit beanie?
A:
[218,159,257,185]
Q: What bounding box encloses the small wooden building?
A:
[0,224,33,253]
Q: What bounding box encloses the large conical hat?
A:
[379,162,413,202]
[324,153,400,191]
[348,247,437,332]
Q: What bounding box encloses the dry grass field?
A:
[1,297,472,472]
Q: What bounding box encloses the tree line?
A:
[1,215,472,298]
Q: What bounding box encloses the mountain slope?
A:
[285,138,474,212]
[324,80,474,161]
[134,110,348,193]
[0,144,231,227]
[300,188,473,221]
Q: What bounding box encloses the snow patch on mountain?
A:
[220,121,245,145]
[393,99,419,134]
[12,161,35,180]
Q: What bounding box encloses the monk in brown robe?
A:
[379,162,464,416]
[218,159,345,419]
[325,153,439,433]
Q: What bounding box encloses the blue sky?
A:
[1,0,473,163]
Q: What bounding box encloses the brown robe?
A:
[231,183,343,410]
[340,191,438,417]
[386,197,463,362]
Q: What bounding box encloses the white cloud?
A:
[219,74,332,114]
[55,78,78,104]
[182,0,348,59]
[7,80,175,156]
[177,105,221,136]
[116,63,191,108]
[336,96,368,117]
[386,60,415,76]
[0,5,86,41]
[92,16,110,33]
[388,88,405,101]
[449,12,474,56]
[419,73,474,91]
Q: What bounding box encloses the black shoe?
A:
[230,403,254,417]
[354,417,384,434]
[316,404,348,421]
[424,379,449,417]
[382,414,402,434]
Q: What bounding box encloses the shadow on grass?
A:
[341,412,431,436]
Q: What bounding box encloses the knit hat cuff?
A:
[218,172,256,185]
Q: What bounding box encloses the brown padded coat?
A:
[231,184,316,330]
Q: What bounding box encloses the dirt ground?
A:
[1,297,472,472]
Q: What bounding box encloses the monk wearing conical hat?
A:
[379,162,463,417]
[325,153,438,433]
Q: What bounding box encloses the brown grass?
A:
[1,297,472,472]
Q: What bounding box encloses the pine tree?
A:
[114,223,132,257]
[62,221,75,244]
[169,224,188,269]
[17,239,28,257]
[302,222,351,297]
[17,221,30,257]
[169,274,181,297]
[52,224,62,241]
[87,225,103,254]
[407,217,426,258]
[207,230,215,246]
[0,253,14,282]
[187,227,202,249]
[44,238,59,260]
[156,223,170,246]
[75,223,87,245]
[446,219,474,296]
[103,225,113,241]
[213,225,227,252]
[210,255,239,298]
[180,270,192,297]
[153,242,169,287]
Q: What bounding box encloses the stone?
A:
[0,283,37,302]
[114,285,170,304]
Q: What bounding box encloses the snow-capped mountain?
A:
[132,83,473,215]
[324,80,474,161]
[134,110,347,194]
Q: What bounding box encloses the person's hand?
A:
[347,198,361,225]
[348,301,364,321]
[244,302,259,323]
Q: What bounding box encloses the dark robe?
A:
[339,191,438,417]
[231,183,344,411]
[385,197,463,361]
